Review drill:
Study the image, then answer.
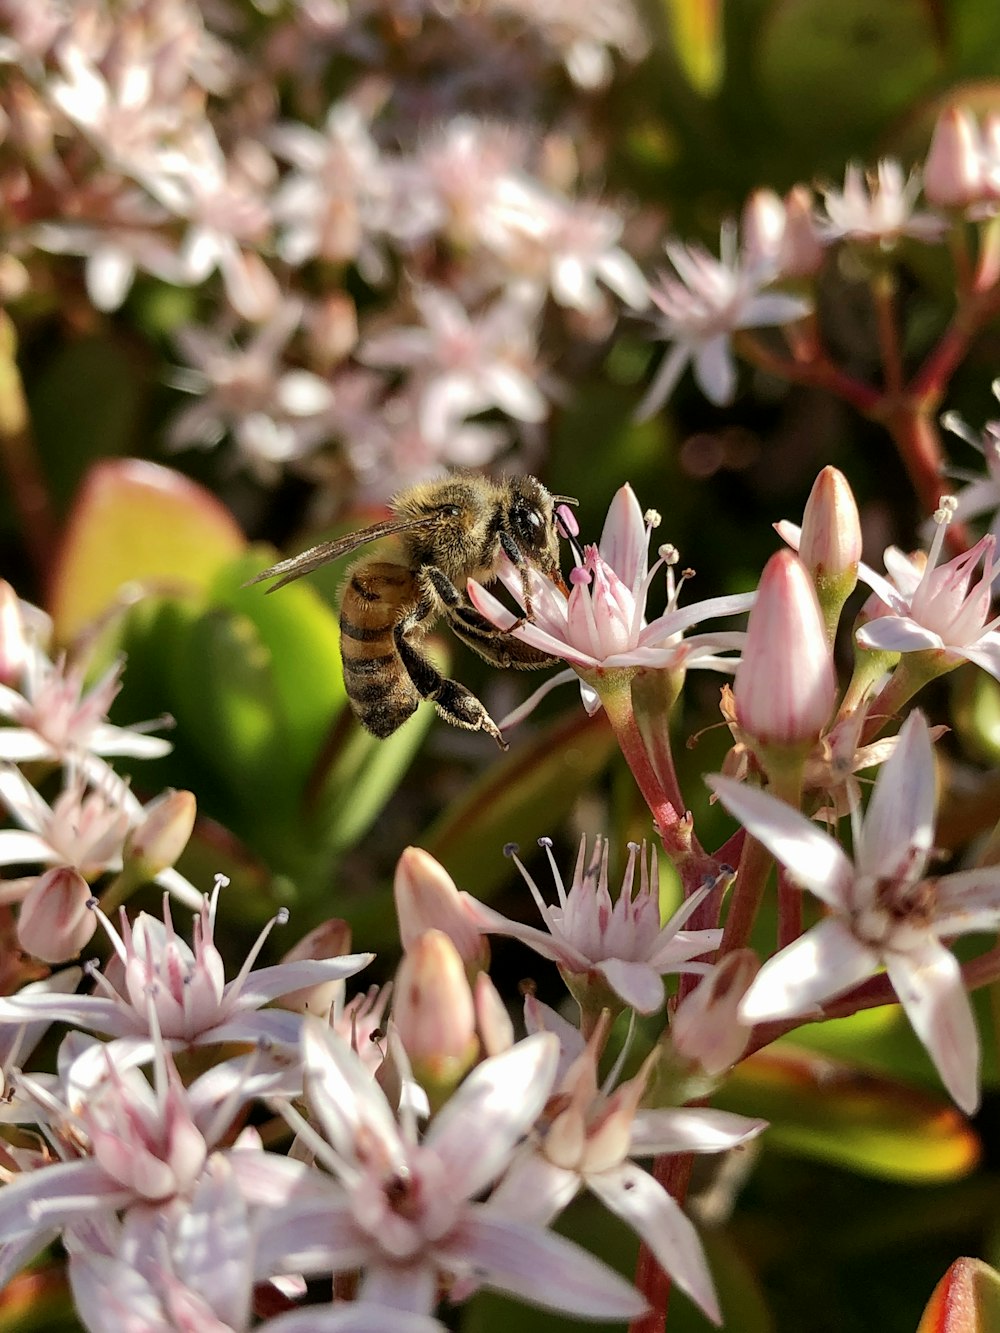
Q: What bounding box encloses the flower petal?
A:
[885,941,980,1113]
[857,710,935,881]
[739,918,879,1022]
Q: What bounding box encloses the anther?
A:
[503,842,519,857]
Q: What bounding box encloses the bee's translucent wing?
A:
[243,513,442,593]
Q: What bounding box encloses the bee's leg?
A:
[420,566,554,670]
[393,600,508,750]
[422,566,526,635]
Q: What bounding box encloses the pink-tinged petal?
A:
[441,1212,647,1320]
[256,1198,368,1275]
[693,334,736,406]
[640,591,756,645]
[224,1147,318,1209]
[0,1160,132,1238]
[708,776,854,908]
[360,1262,439,1314]
[465,581,596,669]
[0,831,57,864]
[589,1163,719,1324]
[498,669,577,729]
[628,1108,767,1157]
[885,942,980,1113]
[232,954,373,1008]
[0,992,135,1036]
[427,1034,558,1198]
[857,710,935,881]
[933,867,1000,934]
[458,895,585,970]
[634,342,690,421]
[18,867,97,963]
[599,486,647,591]
[739,918,879,1023]
[488,1153,580,1226]
[172,1158,252,1330]
[86,724,173,758]
[301,1022,406,1173]
[523,994,586,1076]
[960,638,1000,682]
[263,1306,444,1333]
[594,958,665,1014]
[68,1250,171,1333]
[856,617,944,653]
[0,732,56,762]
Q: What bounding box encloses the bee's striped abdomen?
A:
[339,560,421,738]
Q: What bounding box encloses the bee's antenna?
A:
[551,494,579,507]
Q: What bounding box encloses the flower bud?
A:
[0,580,29,687]
[735,550,837,751]
[18,867,96,963]
[393,930,478,1101]
[393,847,487,969]
[780,185,824,278]
[670,951,758,1077]
[798,466,861,640]
[923,106,986,209]
[474,971,514,1057]
[278,918,354,1019]
[125,790,196,876]
[741,189,786,271]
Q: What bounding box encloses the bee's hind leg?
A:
[393,600,508,750]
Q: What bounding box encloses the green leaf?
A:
[756,0,939,142]
[662,0,725,95]
[49,458,244,643]
[917,1258,1000,1333]
[718,1044,980,1183]
[423,709,617,900]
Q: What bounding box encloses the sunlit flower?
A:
[468,483,752,720]
[464,836,721,1015]
[490,1002,765,1325]
[0,654,171,768]
[359,285,549,445]
[855,499,1000,680]
[709,711,1000,1113]
[637,224,811,415]
[0,874,372,1075]
[259,1024,647,1323]
[942,380,1000,538]
[819,160,946,246]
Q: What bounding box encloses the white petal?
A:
[599,485,648,592]
[634,343,690,421]
[707,776,854,908]
[693,334,736,406]
[933,867,1000,934]
[442,1212,647,1320]
[594,959,665,1014]
[739,918,879,1022]
[857,710,935,881]
[856,616,944,653]
[589,1163,719,1323]
[885,942,980,1113]
[629,1107,767,1157]
[427,1033,558,1198]
[301,1022,405,1173]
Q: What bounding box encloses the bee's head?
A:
[505,476,574,582]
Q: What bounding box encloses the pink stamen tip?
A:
[555,504,580,538]
[570,566,592,586]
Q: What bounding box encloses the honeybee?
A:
[245,475,574,749]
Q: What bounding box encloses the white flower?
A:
[637,224,811,415]
[819,160,946,246]
[709,711,1000,1113]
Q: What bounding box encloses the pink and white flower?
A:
[463,836,722,1015]
[259,1024,647,1323]
[469,483,753,720]
[819,160,946,247]
[709,711,1000,1113]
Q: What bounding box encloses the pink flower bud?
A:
[474,971,514,1057]
[741,189,787,270]
[17,867,96,963]
[394,847,487,968]
[799,466,862,580]
[278,918,354,1018]
[393,930,478,1090]
[0,580,30,687]
[125,789,196,875]
[923,106,986,209]
[670,951,758,1076]
[735,551,837,748]
[780,186,824,277]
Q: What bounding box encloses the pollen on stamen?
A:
[537,836,553,848]
[933,496,958,524]
[275,907,290,926]
[658,544,679,565]
[570,565,592,586]
[644,509,662,528]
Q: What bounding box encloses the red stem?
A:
[629,1152,694,1333]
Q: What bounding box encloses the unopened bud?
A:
[474,972,514,1057]
[0,581,30,687]
[278,918,354,1018]
[125,790,196,876]
[780,186,824,278]
[670,951,758,1077]
[798,466,861,641]
[735,550,837,751]
[305,292,358,370]
[923,106,986,209]
[18,867,96,963]
[393,847,487,969]
[393,930,478,1101]
[741,189,787,271]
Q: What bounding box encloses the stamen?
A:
[503,842,519,857]
[643,509,662,528]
